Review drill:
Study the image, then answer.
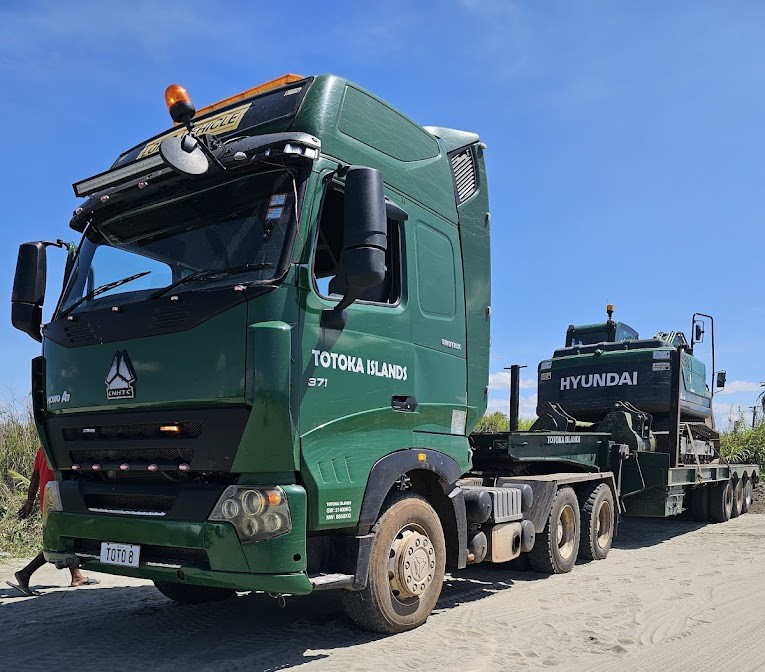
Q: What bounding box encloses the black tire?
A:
[342,493,446,634]
[741,476,753,514]
[153,580,236,604]
[690,485,709,522]
[731,478,744,518]
[528,487,580,574]
[578,483,614,561]
[709,479,734,523]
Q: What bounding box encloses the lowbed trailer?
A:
[10,74,759,634]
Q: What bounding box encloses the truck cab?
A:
[11,74,490,627]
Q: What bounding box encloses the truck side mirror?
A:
[321,166,387,329]
[716,370,726,389]
[11,242,47,342]
[694,322,704,343]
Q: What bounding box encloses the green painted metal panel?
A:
[455,145,490,433]
[292,76,458,224]
[338,86,439,162]
[43,511,249,572]
[416,222,457,317]
[43,304,248,413]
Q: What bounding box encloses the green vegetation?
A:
[475,411,535,433]
[0,399,41,558]
[721,421,765,469]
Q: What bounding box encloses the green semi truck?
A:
[10,74,759,633]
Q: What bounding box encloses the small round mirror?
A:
[159,134,209,176]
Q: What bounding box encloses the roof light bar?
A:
[73,154,165,198]
[193,74,304,119]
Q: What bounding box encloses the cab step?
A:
[309,573,355,590]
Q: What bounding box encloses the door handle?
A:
[391,395,418,412]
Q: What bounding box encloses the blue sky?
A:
[1,0,763,426]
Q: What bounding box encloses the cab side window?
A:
[312,187,400,305]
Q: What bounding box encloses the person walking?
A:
[6,447,99,596]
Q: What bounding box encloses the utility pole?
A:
[755,383,765,428]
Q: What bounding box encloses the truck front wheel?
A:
[153,580,236,604]
[528,486,580,574]
[342,493,446,634]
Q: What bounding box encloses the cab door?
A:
[297,179,413,530]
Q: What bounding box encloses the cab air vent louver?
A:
[450,149,476,204]
[64,322,97,344]
[151,306,190,331]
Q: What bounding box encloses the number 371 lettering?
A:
[308,378,328,388]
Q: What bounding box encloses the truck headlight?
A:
[209,486,291,543]
[42,481,63,524]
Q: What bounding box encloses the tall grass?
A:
[474,411,535,433]
[720,422,765,469]
[0,397,41,558]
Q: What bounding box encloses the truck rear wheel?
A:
[709,479,733,523]
[342,493,445,634]
[153,580,236,604]
[731,478,744,518]
[741,477,753,513]
[528,487,580,574]
[690,485,709,522]
[578,483,614,561]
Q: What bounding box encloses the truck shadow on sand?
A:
[612,514,707,550]
[0,571,520,671]
[0,516,717,672]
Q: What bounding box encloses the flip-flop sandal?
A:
[5,581,40,597]
[71,578,100,587]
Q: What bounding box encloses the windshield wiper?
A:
[58,271,152,319]
[150,263,273,300]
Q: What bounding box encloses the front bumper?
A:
[43,484,312,595]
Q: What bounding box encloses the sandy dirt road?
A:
[2,513,764,672]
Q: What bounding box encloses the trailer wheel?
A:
[741,476,753,514]
[528,487,580,574]
[578,483,614,561]
[153,580,235,604]
[690,485,709,522]
[342,493,445,634]
[709,479,734,523]
[731,478,744,518]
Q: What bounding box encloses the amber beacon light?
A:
[164,84,196,125]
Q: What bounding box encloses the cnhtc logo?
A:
[106,351,137,399]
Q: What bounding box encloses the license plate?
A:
[100,542,140,567]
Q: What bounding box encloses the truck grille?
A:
[83,493,175,513]
[69,447,194,465]
[62,422,203,441]
[74,539,209,568]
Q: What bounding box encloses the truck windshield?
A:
[58,169,301,315]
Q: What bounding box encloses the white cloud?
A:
[488,370,537,391]
[486,391,538,419]
[715,380,764,395]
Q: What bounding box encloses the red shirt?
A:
[33,447,55,512]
